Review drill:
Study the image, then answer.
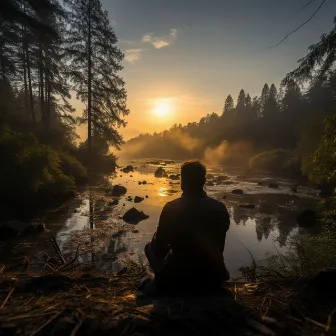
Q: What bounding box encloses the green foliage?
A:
[0,126,90,215]
[248,149,301,176]
[59,152,87,184]
[262,230,336,278]
[311,114,336,185]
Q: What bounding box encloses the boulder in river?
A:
[290,185,298,193]
[122,165,134,174]
[109,199,119,206]
[232,189,244,195]
[169,174,180,181]
[206,174,215,179]
[134,196,144,203]
[217,175,229,182]
[155,167,168,178]
[268,183,279,189]
[206,181,215,187]
[148,160,160,165]
[123,208,149,224]
[239,204,256,209]
[26,222,45,235]
[297,210,317,228]
[164,160,175,164]
[108,185,127,197]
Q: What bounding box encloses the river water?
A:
[1,159,319,276]
[55,159,319,276]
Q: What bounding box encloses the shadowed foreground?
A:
[0,264,335,336]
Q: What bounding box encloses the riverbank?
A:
[0,264,334,336]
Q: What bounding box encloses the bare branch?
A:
[298,0,318,13]
[270,0,328,48]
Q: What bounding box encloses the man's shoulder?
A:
[164,197,184,209]
[204,196,228,210]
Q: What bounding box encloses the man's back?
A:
[151,192,230,292]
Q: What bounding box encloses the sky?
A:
[78,0,336,141]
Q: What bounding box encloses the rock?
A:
[108,185,127,197]
[232,189,244,195]
[142,181,147,185]
[123,208,149,224]
[127,196,133,202]
[257,182,264,186]
[268,183,279,189]
[122,165,134,174]
[0,220,29,240]
[138,181,142,185]
[109,199,119,206]
[148,160,160,165]
[169,174,180,180]
[130,175,133,177]
[132,229,140,234]
[222,196,227,199]
[145,195,148,198]
[297,210,317,228]
[164,160,175,164]
[206,174,215,179]
[290,185,298,193]
[134,196,144,203]
[206,181,214,187]
[222,181,235,185]
[217,175,229,182]
[26,222,45,234]
[239,204,256,209]
[155,167,168,178]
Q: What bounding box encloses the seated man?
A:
[145,161,230,295]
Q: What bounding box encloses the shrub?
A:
[0,126,76,213]
[59,152,87,184]
[249,149,301,176]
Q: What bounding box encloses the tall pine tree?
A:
[66,0,129,155]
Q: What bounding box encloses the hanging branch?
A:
[270,0,328,48]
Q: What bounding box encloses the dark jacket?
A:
[151,191,230,292]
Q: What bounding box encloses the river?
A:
[1,159,319,277]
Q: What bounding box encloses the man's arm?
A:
[151,203,173,259]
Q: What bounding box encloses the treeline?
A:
[124,19,336,184]
[0,0,128,218]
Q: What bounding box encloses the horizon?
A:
[108,0,336,141]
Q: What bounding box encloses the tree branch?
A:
[298,0,318,13]
[269,0,328,48]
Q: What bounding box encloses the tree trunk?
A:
[26,47,35,123]
[87,0,92,159]
[22,30,29,116]
[39,44,45,126]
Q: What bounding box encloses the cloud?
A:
[142,29,178,49]
[125,49,143,63]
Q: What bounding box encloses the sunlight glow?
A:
[153,100,171,117]
[158,187,168,197]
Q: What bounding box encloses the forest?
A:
[0,0,128,218]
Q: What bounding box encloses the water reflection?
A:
[49,160,319,276]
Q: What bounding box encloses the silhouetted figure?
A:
[145,161,230,295]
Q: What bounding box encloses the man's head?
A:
[181,161,206,194]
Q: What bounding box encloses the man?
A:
[145,161,230,295]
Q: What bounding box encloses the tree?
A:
[283,17,336,85]
[260,84,269,112]
[236,89,246,112]
[66,0,129,155]
[223,94,234,115]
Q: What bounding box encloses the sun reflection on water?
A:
[158,187,168,197]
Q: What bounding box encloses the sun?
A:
[154,100,171,117]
